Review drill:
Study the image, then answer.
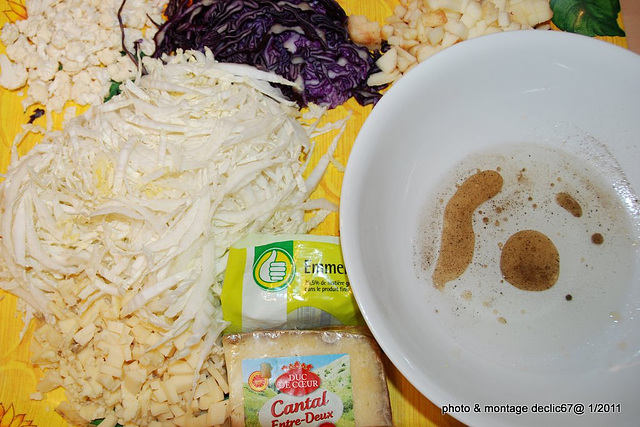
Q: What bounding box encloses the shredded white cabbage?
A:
[0,49,343,426]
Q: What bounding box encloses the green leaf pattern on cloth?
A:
[550,0,625,37]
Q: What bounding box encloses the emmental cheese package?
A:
[223,329,393,427]
[221,234,364,333]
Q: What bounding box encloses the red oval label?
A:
[248,371,268,392]
[275,362,321,396]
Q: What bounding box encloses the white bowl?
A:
[340,30,640,427]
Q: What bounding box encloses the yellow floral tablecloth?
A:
[0,0,629,426]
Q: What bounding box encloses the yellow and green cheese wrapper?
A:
[221,234,364,333]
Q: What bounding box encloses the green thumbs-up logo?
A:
[253,246,295,291]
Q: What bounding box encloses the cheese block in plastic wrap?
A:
[223,329,393,426]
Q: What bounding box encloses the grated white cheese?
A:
[0,49,343,426]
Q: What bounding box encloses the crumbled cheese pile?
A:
[0,0,167,111]
[349,0,553,86]
[0,49,341,426]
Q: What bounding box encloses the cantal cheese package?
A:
[221,234,364,333]
[223,329,393,427]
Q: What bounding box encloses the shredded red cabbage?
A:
[152,0,385,109]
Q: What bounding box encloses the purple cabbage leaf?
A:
[152,0,386,109]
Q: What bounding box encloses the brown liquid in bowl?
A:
[432,170,503,289]
[556,192,582,217]
[500,230,559,291]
